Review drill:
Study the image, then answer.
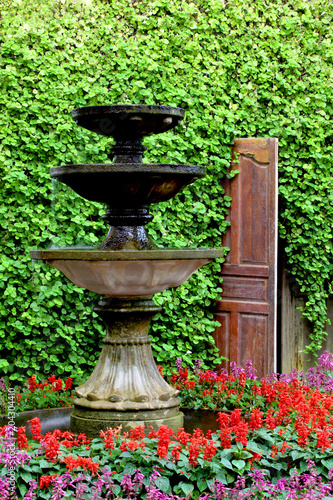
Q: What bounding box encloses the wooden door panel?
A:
[239,314,269,368]
[213,138,278,379]
[220,276,268,302]
[240,159,269,264]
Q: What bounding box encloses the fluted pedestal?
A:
[70,297,183,436]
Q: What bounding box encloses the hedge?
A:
[0,0,332,383]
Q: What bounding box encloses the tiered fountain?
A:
[31,105,225,437]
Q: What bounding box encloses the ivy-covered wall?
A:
[0,0,332,383]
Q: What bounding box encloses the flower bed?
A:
[1,352,333,499]
[0,375,74,415]
[168,352,333,414]
[1,409,333,499]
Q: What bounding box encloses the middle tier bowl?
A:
[30,248,226,297]
[51,164,205,205]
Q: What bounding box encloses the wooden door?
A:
[213,138,278,378]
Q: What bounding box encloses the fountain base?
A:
[68,296,183,436]
[70,406,183,437]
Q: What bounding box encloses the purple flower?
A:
[0,477,10,500]
[100,467,116,499]
[146,467,165,500]
[328,468,333,481]
[175,358,182,373]
[212,479,228,500]
[274,477,288,491]
[305,352,333,393]
[234,476,246,490]
[121,469,144,499]
[230,361,245,379]
[245,360,258,380]
[194,358,202,375]
[279,368,300,383]
[91,476,104,500]
[121,474,135,498]
[0,449,31,469]
[51,474,73,500]
[72,473,90,500]
[318,350,333,372]
[23,480,38,500]
[264,372,279,383]
[249,469,266,481]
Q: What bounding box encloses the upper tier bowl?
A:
[72,105,185,137]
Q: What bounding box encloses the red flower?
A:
[62,455,99,476]
[17,427,29,450]
[100,426,121,451]
[203,441,217,461]
[220,427,232,449]
[176,428,191,445]
[238,372,246,387]
[40,475,59,489]
[146,426,158,439]
[129,425,145,441]
[28,417,43,443]
[270,441,291,458]
[45,435,60,461]
[249,409,263,431]
[248,452,261,468]
[185,380,195,390]
[171,444,182,462]
[265,409,277,429]
[230,409,242,427]
[54,379,63,391]
[295,420,311,447]
[188,441,200,466]
[233,421,249,447]
[178,367,189,382]
[316,429,331,453]
[27,375,38,392]
[157,425,174,459]
[217,412,230,430]
[65,377,73,390]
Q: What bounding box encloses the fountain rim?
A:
[50,164,206,176]
[72,104,185,119]
[30,248,226,261]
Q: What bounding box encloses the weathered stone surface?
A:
[73,298,181,411]
[70,406,184,438]
[30,248,226,261]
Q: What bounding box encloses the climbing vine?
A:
[0,0,332,382]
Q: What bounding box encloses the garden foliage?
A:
[0,0,333,381]
[2,359,333,498]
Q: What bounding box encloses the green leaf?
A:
[232,459,246,470]
[197,477,207,492]
[179,482,194,496]
[220,457,233,469]
[155,477,171,494]
[291,450,306,461]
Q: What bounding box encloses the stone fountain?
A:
[31,105,225,437]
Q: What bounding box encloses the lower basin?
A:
[30,248,225,297]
